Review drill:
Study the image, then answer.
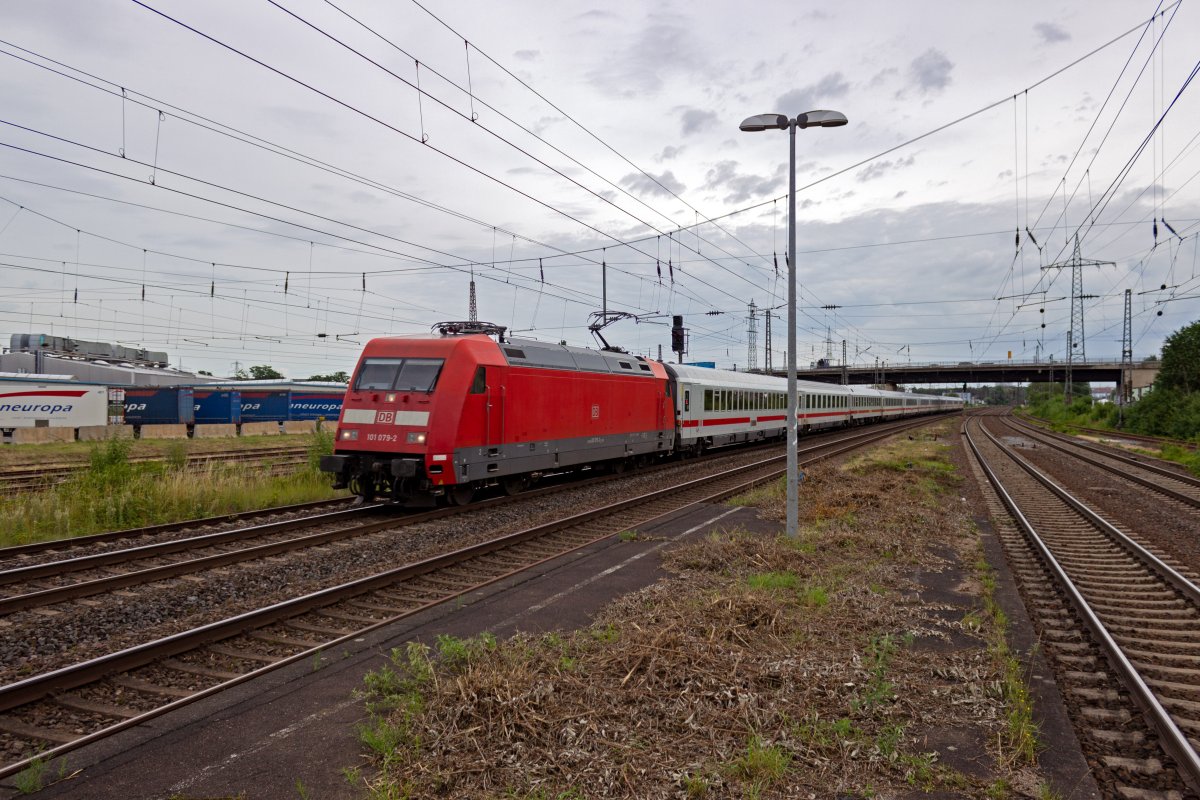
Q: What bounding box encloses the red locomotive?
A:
[320,323,673,504]
[320,322,963,504]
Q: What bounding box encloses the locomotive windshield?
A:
[353,358,445,392]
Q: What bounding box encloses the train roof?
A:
[666,363,866,393]
[502,337,663,377]
[198,380,349,391]
[663,363,952,400]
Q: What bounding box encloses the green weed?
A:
[681,770,711,797]
[14,756,47,794]
[745,571,799,592]
[589,623,619,644]
[341,765,362,786]
[799,585,829,607]
[435,632,497,670]
[726,735,791,789]
[974,557,1040,764]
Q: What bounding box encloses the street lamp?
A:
[740,109,847,538]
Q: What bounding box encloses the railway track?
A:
[963,414,1200,797]
[999,415,1200,510]
[0,416,957,609]
[0,497,359,563]
[0,442,787,596]
[1018,414,1199,453]
[0,415,941,780]
[0,444,313,493]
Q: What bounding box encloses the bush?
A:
[1125,388,1200,441]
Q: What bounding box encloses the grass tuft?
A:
[726,734,791,787]
[0,432,345,547]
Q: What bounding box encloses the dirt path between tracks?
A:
[351,419,1085,799]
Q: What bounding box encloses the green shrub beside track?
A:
[0,433,346,548]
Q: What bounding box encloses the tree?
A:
[307,371,349,383]
[1157,321,1200,393]
[235,365,285,380]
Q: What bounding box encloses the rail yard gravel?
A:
[355,420,1063,798]
[0,446,787,683]
[985,418,1200,577]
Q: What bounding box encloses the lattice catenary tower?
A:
[1040,235,1112,403]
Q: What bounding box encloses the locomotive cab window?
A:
[470,366,487,394]
[353,357,445,393]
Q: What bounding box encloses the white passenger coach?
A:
[663,363,961,454]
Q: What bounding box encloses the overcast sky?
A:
[0,0,1197,378]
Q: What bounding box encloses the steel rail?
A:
[0,497,360,559]
[2,415,939,576]
[964,417,1200,791]
[1004,415,1200,499]
[0,507,380,586]
[0,418,930,710]
[0,421,918,612]
[1018,416,1199,453]
[0,416,940,779]
[979,421,1200,605]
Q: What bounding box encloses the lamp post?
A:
[739,109,847,538]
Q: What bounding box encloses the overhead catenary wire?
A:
[131,0,770,312]
[1,3,1194,370]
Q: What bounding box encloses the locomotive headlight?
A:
[406,431,427,444]
[385,393,397,402]
[340,429,358,441]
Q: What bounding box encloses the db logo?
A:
[378,411,395,424]
[591,404,600,419]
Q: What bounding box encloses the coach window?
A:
[470,366,486,394]
[705,389,714,411]
[684,390,691,412]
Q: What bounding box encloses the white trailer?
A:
[0,378,113,428]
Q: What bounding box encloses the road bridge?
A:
[778,358,1159,391]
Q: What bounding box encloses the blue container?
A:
[122,387,196,425]
[239,390,290,422]
[288,391,344,421]
[193,389,242,424]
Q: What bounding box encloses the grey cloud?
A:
[909,49,953,93]
[619,170,686,198]
[585,19,726,95]
[1033,22,1070,44]
[681,109,718,136]
[869,68,898,88]
[704,160,783,204]
[776,72,850,114]
[347,190,384,206]
[267,107,339,139]
[856,155,916,183]
[532,115,564,135]
[656,145,684,162]
[577,9,617,20]
[513,50,540,61]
